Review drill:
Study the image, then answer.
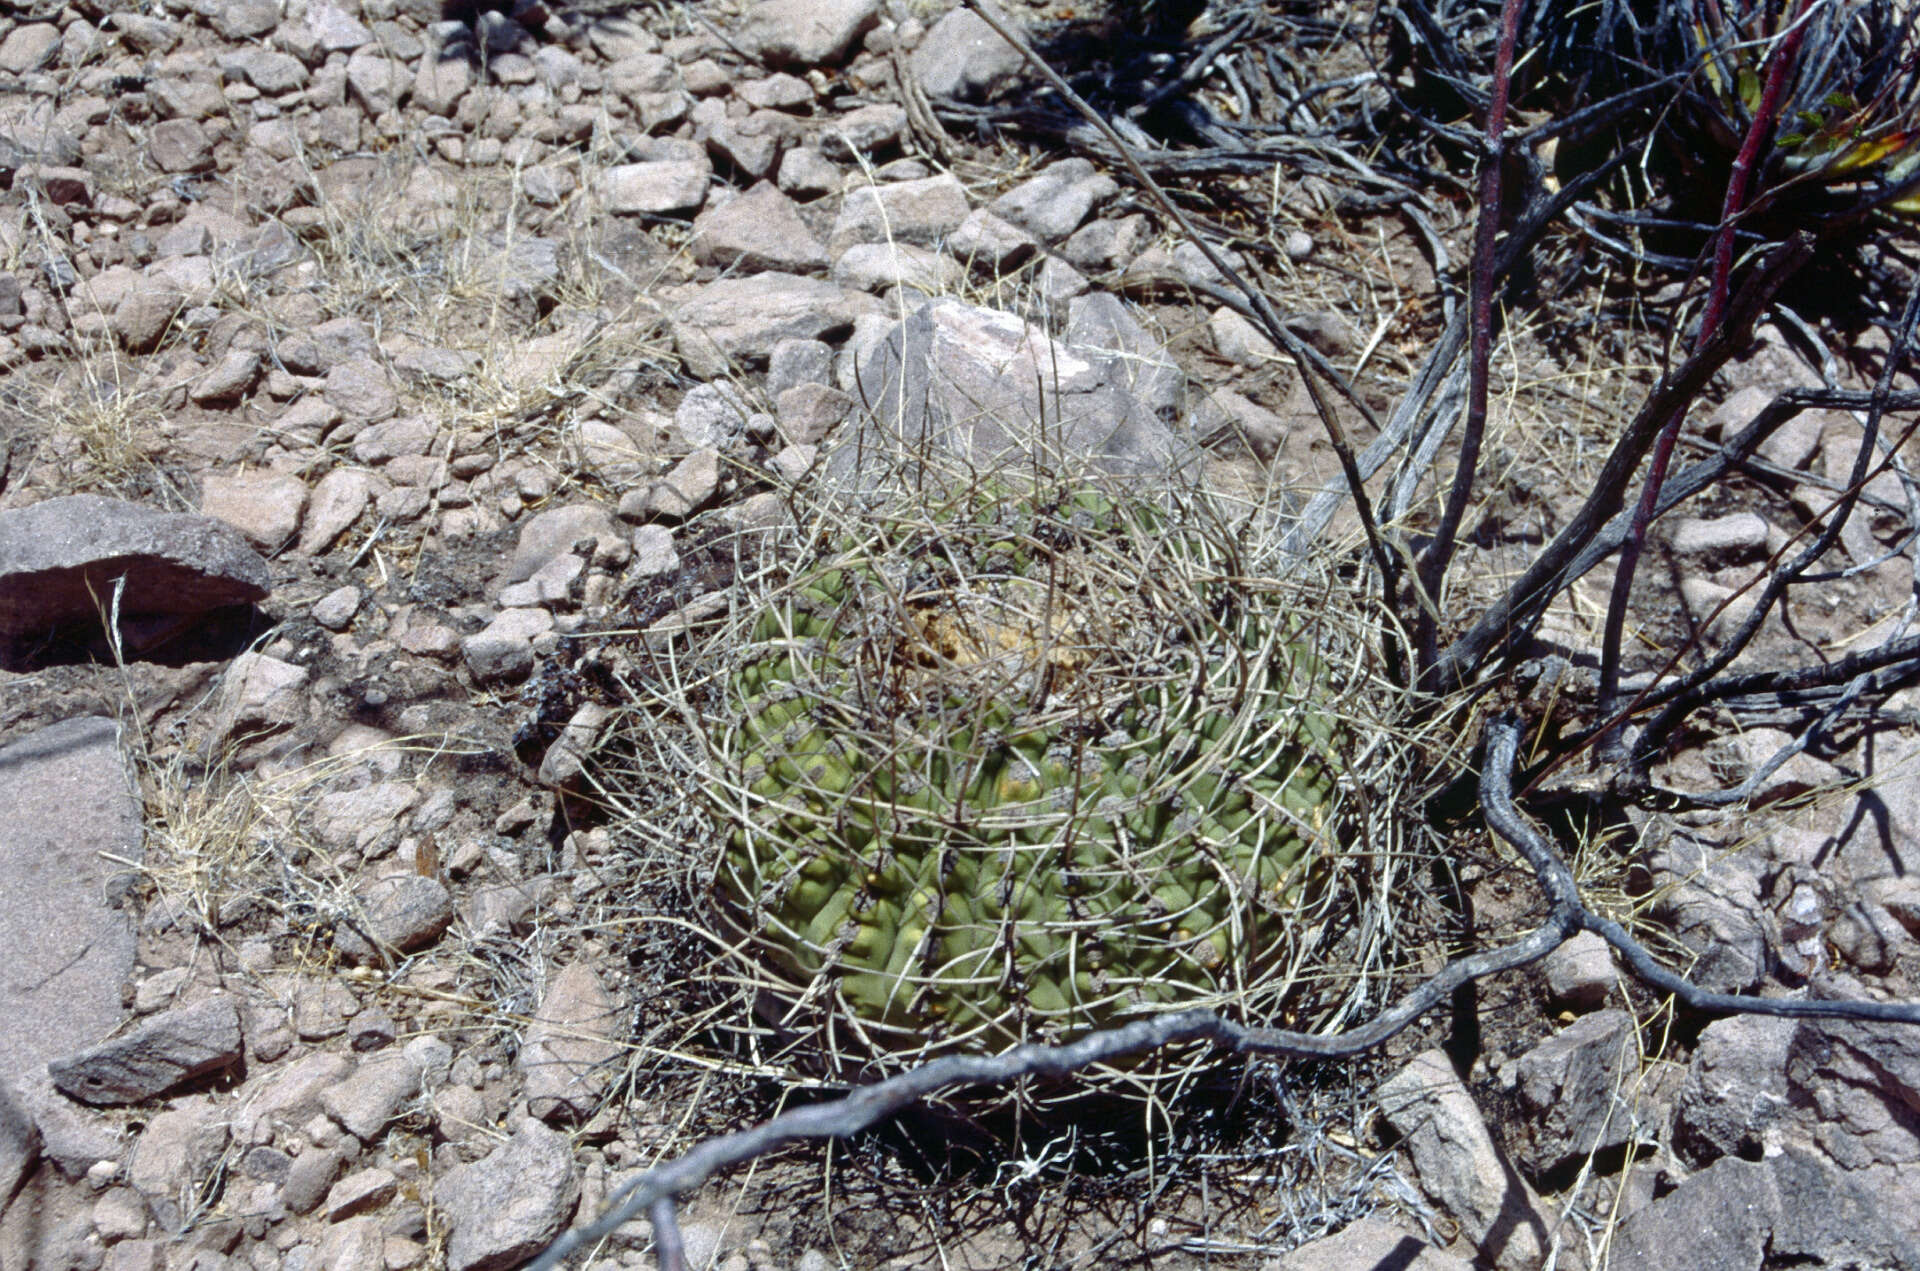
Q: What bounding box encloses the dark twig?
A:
[1596,0,1818,740]
[1414,0,1524,678]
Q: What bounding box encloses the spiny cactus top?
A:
[710,485,1352,1077]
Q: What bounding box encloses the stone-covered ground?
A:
[2,0,1919,1269]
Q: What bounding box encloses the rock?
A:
[776,383,852,445]
[298,468,371,555]
[1787,1010,1920,1171]
[505,504,616,584]
[462,607,554,684]
[520,963,625,1122]
[776,146,842,199]
[1513,1009,1649,1178]
[1665,513,1769,568]
[1065,291,1183,420]
[112,287,184,352]
[0,495,270,650]
[333,875,454,966]
[1644,828,1770,994]
[1193,387,1286,460]
[128,1101,228,1226]
[0,717,140,1088]
[670,273,877,376]
[0,1082,36,1211]
[845,298,1194,485]
[280,1147,343,1216]
[1709,726,1842,803]
[1609,1156,1774,1271]
[829,174,970,254]
[323,1167,397,1222]
[148,119,214,173]
[538,702,612,788]
[1674,1013,1797,1165]
[1209,306,1281,366]
[1277,1218,1470,1270]
[736,72,813,111]
[947,208,1038,275]
[310,587,360,633]
[831,241,963,294]
[321,1054,421,1141]
[315,1215,386,1271]
[639,448,721,520]
[599,159,711,215]
[910,8,1026,101]
[986,159,1114,243]
[1376,1050,1555,1271]
[767,338,835,396]
[818,102,906,159]
[199,470,307,552]
[739,0,881,67]
[324,357,399,422]
[0,23,61,74]
[434,1119,580,1271]
[690,181,828,273]
[1060,213,1150,273]
[47,995,243,1107]
[1542,930,1615,1010]
[673,381,753,450]
[212,652,308,741]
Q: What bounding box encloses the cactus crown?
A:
[707,476,1375,1097]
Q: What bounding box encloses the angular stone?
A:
[1665,513,1769,568]
[776,383,852,445]
[987,158,1114,243]
[829,174,970,255]
[691,182,828,273]
[537,704,612,789]
[670,273,877,375]
[435,1119,579,1271]
[739,0,880,67]
[333,875,454,966]
[127,1102,227,1226]
[0,495,270,646]
[520,962,624,1122]
[505,504,616,584]
[48,995,242,1106]
[0,1081,37,1211]
[911,8,1026,101]
[298,468,371,554]
[211,651,308,742]
[1377,1050,1554,1271]
[1674,1012,1797,1165]
[819,102,906,160]
[1514,1008,1647,1177]
[844,298,1194,484]
[323,1166,397,1221]
[947,207,1038,273]
[0,718,140,1093]
[112,287,185,352]
[149,119,215,173]
[321,1054,421,1141]
[599,159,711,215]
[188,348,263,405]
[1610,1156,1775,1271]
[1542,930,1615,1010]
[831,241,963,294]
[199,470,307,553]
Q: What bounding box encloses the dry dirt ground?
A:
[2,1,1920,1270]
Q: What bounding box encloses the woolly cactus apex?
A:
[708,481,1371,1099]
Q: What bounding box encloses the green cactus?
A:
[711,485,1349,1074]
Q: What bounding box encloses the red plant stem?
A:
[1416,0,1524,682]
[1596,0,1816,732]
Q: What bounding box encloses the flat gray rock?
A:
[0,717,140,1083]
[842,297,1196,487]
[0,495,270,647]
[46,995,243,1106]
[435,1118,579,1271]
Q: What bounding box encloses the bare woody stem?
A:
[1414,0,1523,682]
[1596,0,1818,732]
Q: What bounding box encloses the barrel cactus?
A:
[707,481,1365,1095]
